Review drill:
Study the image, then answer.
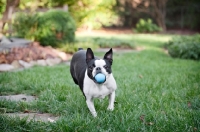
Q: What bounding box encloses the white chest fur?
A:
[83,71,117,99]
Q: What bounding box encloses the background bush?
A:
[166,34,200,60]
[76,37,135,49]
[58,37,135,54]
[134,18,162,33]
[68,0,118,29]
[12,12,39,40]
[36,10,76,47]
[13,10,76,47]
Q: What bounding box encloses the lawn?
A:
[0,33,200,132]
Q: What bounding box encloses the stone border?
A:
[0,58,68,72]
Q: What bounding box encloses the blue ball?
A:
[95,73,106,83]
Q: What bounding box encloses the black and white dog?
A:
[70,48,117,117]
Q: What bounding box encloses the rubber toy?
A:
[95,73,106,83]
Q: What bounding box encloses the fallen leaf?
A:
[139,75,143,78]
[24,109,30,113]
[147,122,154,125]
[188,102,191,108]
[140,115,145,122]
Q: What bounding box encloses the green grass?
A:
[0,34,200,131]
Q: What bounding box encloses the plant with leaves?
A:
[36,10,76,46]
[134,18,161,33]
[68,0,117,29]
[12,12,39,39]
[13,10,76,47]
[166,34,200,60]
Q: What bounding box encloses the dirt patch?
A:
[0,42,71,64]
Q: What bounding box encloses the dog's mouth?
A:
[93,72,106,84]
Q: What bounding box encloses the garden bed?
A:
[0,41,71,72]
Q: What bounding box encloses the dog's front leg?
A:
[86,97,97,117]
[107,91,115,111]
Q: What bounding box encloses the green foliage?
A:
[76,37,135,49]
[58,37,135,54]
[166,34,200,60]
[36,10,76,46]
[134,18,162,33]
[69,0,117,29]
[58,42,99,54]
[0,0,6,17]
[17,0,118,29]
[12,12,39,40]
[13,10,76,47]
[93,37,135,48]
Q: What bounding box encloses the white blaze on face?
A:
[92,59,107,77]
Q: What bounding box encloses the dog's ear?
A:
[86,48,94,63]
[104,48,113,64]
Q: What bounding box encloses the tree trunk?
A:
[0,0,20,33]
[122,0,168,31]
[151,0,167,31]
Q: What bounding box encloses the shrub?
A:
[134,18,162,33]
[76,37,135,49]
[13,10,76,47]
[166,34,200,60]
[69,0,117,29]
[58,37,135,54]
[36,10,76,47]
[58,42,99,54]
[12,12,39,39]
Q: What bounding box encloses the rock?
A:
[46,58,62,66]
[11,60,22,69]
[0,36,12,45]
[37,59,47,66]
[0,94,36,102]
[0,40,71,69]
[0,64,14,72]
[52,49,69,61]
[19,60,33,68]
[29,60,37,66]
[64,61,70,65]
[57,51,68,61]
[0,53,7,64]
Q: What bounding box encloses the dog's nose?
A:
[96,67,101,74]
[96,67,101,71]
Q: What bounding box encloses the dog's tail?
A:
[78,48,83,51]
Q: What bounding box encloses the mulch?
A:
[0,42,70,64]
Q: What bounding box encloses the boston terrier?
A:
[70,48,117,117]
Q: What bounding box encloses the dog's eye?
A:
[104,65,108,69]
[89,66,93,71]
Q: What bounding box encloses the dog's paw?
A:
[92,112,97,117]
[107,106,114,111]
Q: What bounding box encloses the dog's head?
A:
[86,48,113,83]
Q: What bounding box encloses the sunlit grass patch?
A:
[0,34,199,131]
